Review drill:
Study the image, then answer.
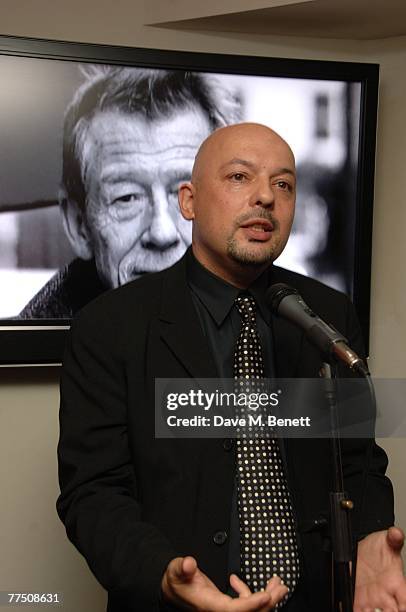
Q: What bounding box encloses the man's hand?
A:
[161,556,288,611]
[229,572,288,611]
[354,526,406,611]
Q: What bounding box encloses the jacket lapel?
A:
[271,314,305,378]
[157,258,307,379]
[157,256,218,379]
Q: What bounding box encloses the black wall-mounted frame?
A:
[0,35,378,365]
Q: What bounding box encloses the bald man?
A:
[57,123,404,612]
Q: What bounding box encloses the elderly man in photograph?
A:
[19,68,241,318]
[57,123,406,611]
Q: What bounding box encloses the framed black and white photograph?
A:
[0,35,378,365]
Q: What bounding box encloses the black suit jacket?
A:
[57,253,394,612]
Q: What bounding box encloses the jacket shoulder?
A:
[75,266,172,321]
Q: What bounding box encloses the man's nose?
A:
[251,178,275,208]
[141,186,179,249]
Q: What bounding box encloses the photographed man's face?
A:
[73,106,211,288]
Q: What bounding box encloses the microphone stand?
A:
[320,362,354,612]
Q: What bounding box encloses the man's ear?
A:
[60,193,94,260]
[178,182,195,221]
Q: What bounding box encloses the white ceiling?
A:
[146,0,406,40]
[0,0,405,44]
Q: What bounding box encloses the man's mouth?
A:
[240,219,274,240]
[241,219,273,230]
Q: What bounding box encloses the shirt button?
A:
[313,517,328,528]
[213,531,228,545]
[222,438,234,451]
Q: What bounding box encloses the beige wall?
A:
[1,8,405,611]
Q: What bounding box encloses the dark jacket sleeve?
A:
[340,295,394,537]
[56,307,176,611]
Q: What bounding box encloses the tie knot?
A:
[235,294,257,324]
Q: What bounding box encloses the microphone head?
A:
[265,283,299,314]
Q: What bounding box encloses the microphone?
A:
[266,283,369,376]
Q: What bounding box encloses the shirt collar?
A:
[186,247,272,326]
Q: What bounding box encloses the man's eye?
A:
[112,193,143,205]
[231,173,246,181]
[275,180,292,191]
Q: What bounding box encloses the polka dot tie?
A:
[234,294,299,603]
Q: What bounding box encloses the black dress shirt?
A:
[186,248,276,584]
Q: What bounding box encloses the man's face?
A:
[179,124,296,283]
[80,106,211,288]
